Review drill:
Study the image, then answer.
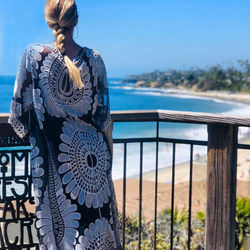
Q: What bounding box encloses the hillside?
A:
[123,60,250,92]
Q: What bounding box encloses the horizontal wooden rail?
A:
[113,110,250,126]
[2,110,250,126]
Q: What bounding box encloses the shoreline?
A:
[111,87,250,181]
[128,135,250,184]
[143,137,250,183]
[178,90,250,105]
[133,85,250,105]
[113,136,250,218]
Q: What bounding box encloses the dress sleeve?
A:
[8,48,33,139]
[92,56,112,132]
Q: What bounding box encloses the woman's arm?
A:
[91,50,113,157]
[8,47,33,139]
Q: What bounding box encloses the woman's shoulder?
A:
[24,43,47,53]
[25,43,104,58]
[21,44,52,65]
[23,44,106,69]
[24,43,61,57]
[85,47,104,61]
[85,47,106,70]
[85,46,99,56]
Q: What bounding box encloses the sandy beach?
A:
[175,90,250,105]
[113,136,250,220]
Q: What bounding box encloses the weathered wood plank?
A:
[157,109,250,126]
[1,110,250,126]
[113,110,250,126]
[206,124,237,250]
[0,113,9,124]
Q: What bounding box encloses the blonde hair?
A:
[45,0,84,89]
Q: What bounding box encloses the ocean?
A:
[1,75,250,180]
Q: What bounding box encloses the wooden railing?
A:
[1,110,250,249]
[112,110,250,250]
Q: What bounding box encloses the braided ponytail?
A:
[45,0,84,89]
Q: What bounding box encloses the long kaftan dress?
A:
[8,44,122,249]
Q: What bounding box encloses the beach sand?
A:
[113,137,250,220]
[113,179,249,220]
[186,91,250,105]
[166,89,250,105]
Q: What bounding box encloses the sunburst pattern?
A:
[76,218,117,250]
[36,145,81,249]
[26,45,44,79]
[38,46,93,118]
[58,118,111,208]
[86,48,106,87]
[30,136,44,206]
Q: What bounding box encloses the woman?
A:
[8,0,122,249]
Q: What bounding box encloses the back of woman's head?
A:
[45,0,84,89]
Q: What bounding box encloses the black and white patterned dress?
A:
[9,44,122,249]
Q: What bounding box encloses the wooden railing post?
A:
[206,124,238,250]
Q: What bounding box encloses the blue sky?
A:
[0,0,249,77]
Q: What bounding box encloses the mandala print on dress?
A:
[86,48,106,87]
[23,84,33,112]
[102,113,112,131]
[76,218,117,250]
[38,50,93,118]
[58,118,111,208]
[13,50,28,98]
[33,89,45,130]
[10,100,22,117]
[8,100,27,138]
[30,137,44,206]
[91,94,98,117]
[26,45,44,79]
[13,45,43,99]
[36,145,81,249]
[8,115,27,139]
